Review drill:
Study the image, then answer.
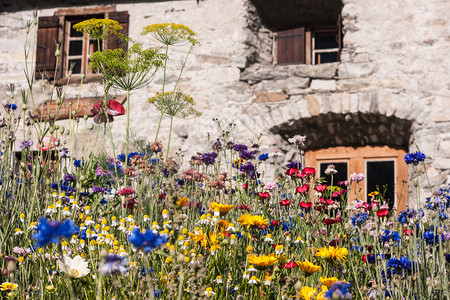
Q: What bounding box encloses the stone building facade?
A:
[0,0,449,207]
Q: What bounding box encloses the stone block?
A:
[240,65,289,82]
[341,93,351,113]
[310,80,336,92]
[253,92,288,103]
[290,63,339,79]
[349,93,359,113]
[339,63,375,79]
[306,94,320,116]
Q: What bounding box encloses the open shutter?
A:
[35,16,60,79]
[277,27,305,65]
[107,11,129,51]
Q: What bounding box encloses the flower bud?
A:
[22,104,27,111]
[83,115,88,120]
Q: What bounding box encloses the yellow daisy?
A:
[315,246,348,263]
[294,286,316,299]
[209,202,236,215]
[237,214,269,229]
[248,254,278,270]
[320,276,340,287]
[296,261,322,276]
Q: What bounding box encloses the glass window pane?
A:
[366,161,395,208]
[314,32,339,49]
[69,40,83,56]
[70,23,84,38]
[319,162,348,186]
[68,59,82,74]
[315,52,338,64]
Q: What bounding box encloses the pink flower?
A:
[118,188,135,196]
[264,182,277,191]
[258,192,271,200]
[296,184,310,194]
[315,184,327,193]
[91,100,125,124]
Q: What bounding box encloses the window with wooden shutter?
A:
[34,6,129,81]
[35,16,61,80]
[275,16,343,65]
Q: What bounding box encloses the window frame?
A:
[35,6,128,84]
[275,18,342,65]
[305,146,408,212]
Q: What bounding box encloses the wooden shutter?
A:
[277,27,305,65]
[35,16,61,80]
[107,11,129,51]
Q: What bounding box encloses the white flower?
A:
[214,276,223,284]
[248,276,259,285]
[264,182,277,191]
[288,134,306,145]
[58,255,90,278]
[205,287,216,297]
[269,148,283,158]
[324,164,338,175]
[350,172,365,183]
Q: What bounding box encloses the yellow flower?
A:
[142,23,199,46]
[209,202,236,215]
[368,191,379,197]
[248,254,278,270]
[73,18,122,40]
[320,276,339,287]
[176,197,188,207]
[315,246,348,263]
[296,261,322,276]
[237,214,269,229]
[294,286,316,299]
[316,285,329,300]
[0,282,17,291]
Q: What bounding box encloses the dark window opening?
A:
[319,162,348,186]
[366,161,395,209]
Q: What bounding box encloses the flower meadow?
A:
[0,12,449,300]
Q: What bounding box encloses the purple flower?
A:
[239,150,255,160]
[286,161,302,169]
[233,144,248,152]
[100,255,129,276]
[19,140,33,150]
[239,162,255,174]
[404,151,426,165]
[350,172,365,183]
[211,140,222,151]
[201,152,218,165]
[63,173,77,182]
[92,187,106,193]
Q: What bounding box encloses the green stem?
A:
[166,116,174,159]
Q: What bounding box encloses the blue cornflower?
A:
[386,257,413,271]
[351,212,368,226]
[258,153,269,161]
[73,159,84,168]
[117,153,126,162]
[128,228,166,252]
[286,161,302,169]
[5,104,17,110]
[201,152,218,165]
[99,255,129,276]
[404,151,426,165]
[33,218,75,247]
[325,281,352,299]
[239,150,255,160]
[423,230,443,246]
[380,230,401,243]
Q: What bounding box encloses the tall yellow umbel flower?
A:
[237,214,269,229]
[315,246,348,263]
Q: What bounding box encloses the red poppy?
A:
[302,167,316,176]
[315,184,327,193]
[362,255,367,263]
[377,208,389,217]
[271,220,281,227]
[403,229,414,236]
[258,192,271,200]
[285,168,298,176]
[296,184,309,194]
[91,100,125,124]
[280,199,290,207]
[324,217,342,225]
[242,183,248,190]
[299,201,313,209]
[325,199,335,205]
[283,261,297,269]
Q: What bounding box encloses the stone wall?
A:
[0,0,449,204]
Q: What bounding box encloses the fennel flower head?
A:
[73,18,122,40]
[142,23,199,46]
